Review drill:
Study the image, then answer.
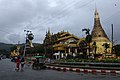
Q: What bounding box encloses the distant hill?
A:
[0,42,42,52]
[0,42,14,51]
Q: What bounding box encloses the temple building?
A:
[91,9,113,58]
[44,30,84,59]
[43,9,114,59]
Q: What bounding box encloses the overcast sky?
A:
[0,0,120,44]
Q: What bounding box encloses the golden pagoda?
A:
[43,9,115,59]
[91,9,113,58]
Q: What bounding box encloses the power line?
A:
[44,0,94,24]
[26,0,80,29]
[103,10,120,24]
[29,0,95,29]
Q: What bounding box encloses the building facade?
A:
[44,30,85,59]
[91,9,113,58]
[43,9,114,59]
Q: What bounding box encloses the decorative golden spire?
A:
[48,27,51,35]
[91,9,109,41]
[95,9,99,19]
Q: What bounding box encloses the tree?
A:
[10,45,17,52]
[82,28,92,58]
[0,49,8,55]
[79,40,87,59]
[25,44,45,55]
[113,44,120,56]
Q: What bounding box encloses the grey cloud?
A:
[0,0,119,44]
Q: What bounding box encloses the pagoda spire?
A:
[91,9,109,41]
[48,27,51,35]
[46,27,51,37]
[95,8,99,20]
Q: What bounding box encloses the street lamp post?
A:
[23,30,34,57]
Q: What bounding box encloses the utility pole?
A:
[23,30,28,57]
[111,24,113,54]
[23,30,34,57]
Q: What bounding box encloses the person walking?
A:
[20,56,25,71]
[15,56,20,71]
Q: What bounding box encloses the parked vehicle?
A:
[32,56,47,70]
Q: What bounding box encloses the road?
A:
[0,59,120,80]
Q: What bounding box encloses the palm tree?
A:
[79,40,88,59]
[82,28,90,35]
[82,28,92,58]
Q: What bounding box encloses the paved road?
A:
[0,59,120,80]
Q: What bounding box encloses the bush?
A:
[58,58,120,63]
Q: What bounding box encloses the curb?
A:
[46,66,120,74]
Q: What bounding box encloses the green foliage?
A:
[46,47,53,54]
[113,44,120,56]
[0,49,8,55]
[75,54,87,59]
[59,58,120,63]
[26,44,45,54]
[82,28,90,35]
[82,28,92,58]
[0,43,14,51]
[66,54,73,59]
[100,58,120,63]
[85,35,92,43]
[10,45,17,52]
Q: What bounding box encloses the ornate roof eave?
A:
[77,38,85,45]
[53,43,79,48]
[60,32,69,37]
[56,35,79,42]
